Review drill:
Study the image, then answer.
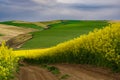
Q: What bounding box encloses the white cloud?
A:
[57,0,119,6]
[35,5,120,20]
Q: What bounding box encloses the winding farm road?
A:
[15,64,120,80]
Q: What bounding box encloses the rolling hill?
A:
[0,20,120,80]
[0,20,108,49]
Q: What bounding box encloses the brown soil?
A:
[15,64,120,80]
[15,65,58,80]
[6,34,32,48]
[0,24,37,43]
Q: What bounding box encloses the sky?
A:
[0,0,120,21]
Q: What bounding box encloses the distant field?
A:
[0,20,62,29]
[0,21,43,30]
[0,24,36,43]
[0,20,108,49]
[20,20,108,49]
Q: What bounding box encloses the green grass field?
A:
[0,20,108,49]
[21,20,108,49]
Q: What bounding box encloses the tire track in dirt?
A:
[16,65,58,80]
[16,64,120,80]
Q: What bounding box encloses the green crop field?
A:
[21,20,108,49]
[0,20,108,49]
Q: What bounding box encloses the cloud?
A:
[31,0,58,6]
[32,0,55,4]
[0,0,120,21]
[57,0,120,6]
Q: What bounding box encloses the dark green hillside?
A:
[21,20,108,49]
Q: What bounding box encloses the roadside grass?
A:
[41,64,60,75]
[60,74,70,80]
[40,64,70,80]
[21,20,108,49]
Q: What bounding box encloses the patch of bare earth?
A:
[0,24,37,43]
[15,64,120,80]
[15,65,58,80]
[54,64,120,80]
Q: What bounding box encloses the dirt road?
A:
[0,24,36,42]
[15,64,120,80]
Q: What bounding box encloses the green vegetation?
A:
[22,23,120,72]
[0,42,19,80]
[40,64,70,79]
[0,20,108,49]
[41,64,60,75]
[1,20,120,80]
[21,20,108,49]
[0,20,62,30]
[0,21,43,30]
[0,20,119,80]
[60,74,70,80]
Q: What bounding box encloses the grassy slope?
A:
[21,20,108,49]
[0,21,43,30]
[0,20,62,29]
[0,20,108,49]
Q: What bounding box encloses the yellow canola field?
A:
[13,48,52,58]
[13,22,120,59]
[13,22,120,69]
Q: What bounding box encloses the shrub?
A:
[0,42,19,80]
